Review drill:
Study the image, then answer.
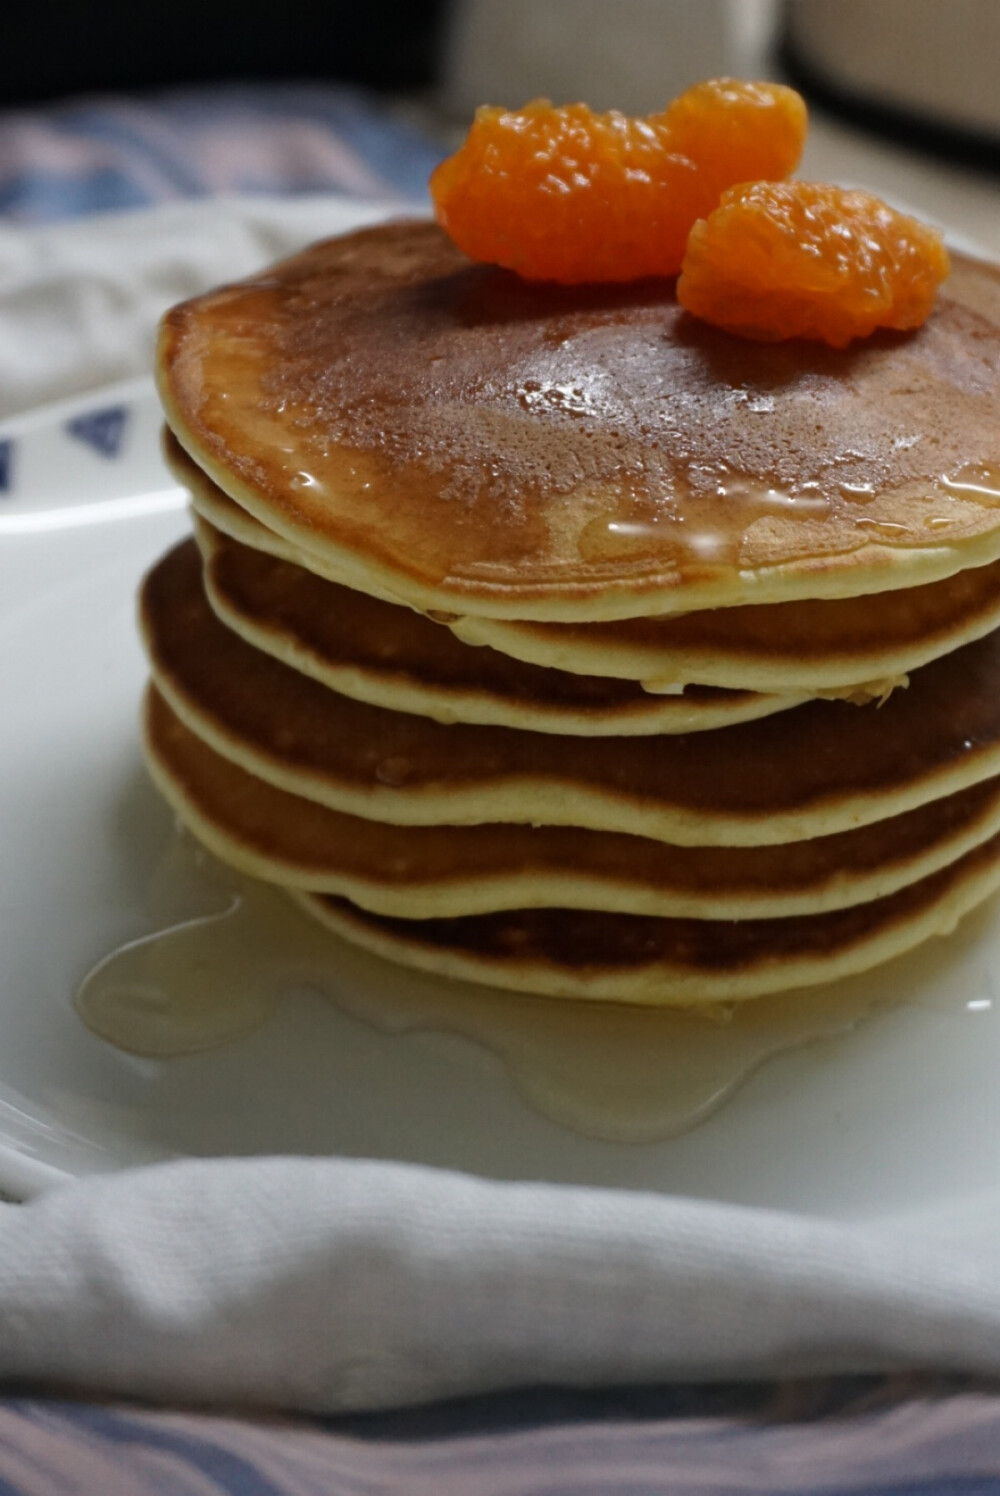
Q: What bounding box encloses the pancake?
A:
[145,683,1000,921]
[141,539,1000,848]
[168,432,409,609]
[194,515,798,737]
[169,425,1000,704]
[455,557,1000,696]
[157,220,1000,623]
[297,831,1000,1004]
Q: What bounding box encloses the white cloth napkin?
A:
[2,196,1000,1413]
[0,193,397,418]
[1,1156,1000,1413]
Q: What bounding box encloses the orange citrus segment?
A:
[430,80,807,284]
[431,102,701,283]
[677,181,951,346]
[659,77,807,199]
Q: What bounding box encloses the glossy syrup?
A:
[575,474,833,572]
[573,461,1000,576]
[75,832,894,1143]
[941,462,1000,507]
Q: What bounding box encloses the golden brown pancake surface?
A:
[195,516,793,735]
[316,843,1000,970]
[299,831,1000,1003]
[158,220,1000,621]
[145,683,1000,920]
[173,431,1000,698]
[456,554,1000,692]
[141,539,1000,846]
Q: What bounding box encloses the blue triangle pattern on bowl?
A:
[65,406,129,459]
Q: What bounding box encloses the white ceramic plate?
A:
[4,376,1000,1224]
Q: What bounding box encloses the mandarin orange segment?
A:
[430,80,806,284]
[659,78,807,199]
[677,181,950,347]
[430,101,702,283]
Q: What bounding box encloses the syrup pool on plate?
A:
[75,829,907,1144]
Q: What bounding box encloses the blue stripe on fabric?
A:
[17,1402,289,1496]
[0,1396,999,1496]
[240,88,444,196]
[0,168,152,222]
[158,82,445,194]
[53,103,206,196]
[816,1483,1000,1495]
[0,84,446,222]
[73,83,446,194]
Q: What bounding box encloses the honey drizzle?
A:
[573,462,1000,576]
[75,835,894,1144]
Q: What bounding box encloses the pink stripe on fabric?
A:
[191,122,389,195]
[0,116,182,200]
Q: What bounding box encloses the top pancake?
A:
[171,431,1000,697]
[158,220,1000,623]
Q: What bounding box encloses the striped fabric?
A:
[0,83,445,221]
[2,1378,1000,1494]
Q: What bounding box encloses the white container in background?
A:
[784,0,1000,140]
[440,0,777,118]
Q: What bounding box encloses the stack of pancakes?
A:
[145,220,1000,1006]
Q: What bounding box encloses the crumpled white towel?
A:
[0,193,397,418]
[0,1156,999,1413]
[3,196,1000,1414]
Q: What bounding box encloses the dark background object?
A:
[780,0,1000,174]
[0,0,452,105]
